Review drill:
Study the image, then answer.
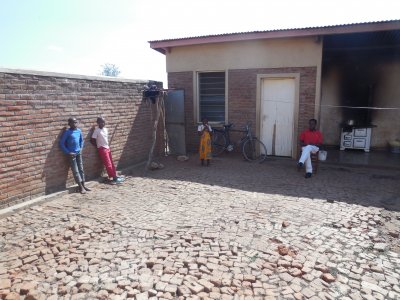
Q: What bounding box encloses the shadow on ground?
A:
[128,152,400,212]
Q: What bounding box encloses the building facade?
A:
[150,20,400,156]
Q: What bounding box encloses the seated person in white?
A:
[298,119,323,178]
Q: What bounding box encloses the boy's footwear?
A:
[112,177,124,184]
[305,172,312,178]
[81,182,91,191]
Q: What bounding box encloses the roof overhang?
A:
[149,20,400,54]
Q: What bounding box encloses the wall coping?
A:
[0,67,158,84]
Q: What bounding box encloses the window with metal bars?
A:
[198,72,225,122]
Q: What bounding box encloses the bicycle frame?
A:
[239,124,252,145]
[212,122,267,162]
[214,123,252,150]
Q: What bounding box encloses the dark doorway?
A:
[320,30,400,151]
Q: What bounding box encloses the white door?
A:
[261,78,295,157]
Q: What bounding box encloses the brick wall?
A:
[0,69,163,207]
[229,67,317,142]
[169,67,317,153]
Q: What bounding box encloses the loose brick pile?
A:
[0,156,399,299]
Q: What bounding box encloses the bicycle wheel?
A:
[212,131,226,156]
[242,138,267,162]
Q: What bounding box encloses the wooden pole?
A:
[146,92,165,170]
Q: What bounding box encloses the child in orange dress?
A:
[198,118,212,166]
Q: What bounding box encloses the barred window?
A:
[198,72,225,122]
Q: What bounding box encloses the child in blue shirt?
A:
[59,117,91,194]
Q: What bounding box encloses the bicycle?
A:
[212,122,267,162]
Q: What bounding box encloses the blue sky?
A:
[0,0,399,85]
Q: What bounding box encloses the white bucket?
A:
[318,150,327,161]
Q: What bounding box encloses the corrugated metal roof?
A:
[149,19,400,54]
[149,20,400,42]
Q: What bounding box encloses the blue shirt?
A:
[59,128,84,154]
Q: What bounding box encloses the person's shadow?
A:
[42,127,70,194]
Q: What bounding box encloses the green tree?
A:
[100,63,121,77]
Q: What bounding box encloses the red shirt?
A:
[300,129,323,145]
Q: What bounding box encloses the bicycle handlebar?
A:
[214,122,252,133]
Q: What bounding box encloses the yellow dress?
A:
[199,130,212,160]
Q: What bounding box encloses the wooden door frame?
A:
[256,73,300,158]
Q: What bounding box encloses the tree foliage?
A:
[100,63,121,77]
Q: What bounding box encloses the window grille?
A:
[198,72,225,122]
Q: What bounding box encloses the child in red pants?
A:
[91,117,124,184]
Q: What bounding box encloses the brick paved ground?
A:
[0,154,399,300]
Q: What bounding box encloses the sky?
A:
[0,0,399,86]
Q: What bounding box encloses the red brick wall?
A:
[229,67,317,141]
[0,70,163,207]
[169,67,317,153]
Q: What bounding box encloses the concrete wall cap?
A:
[0,67,159,84]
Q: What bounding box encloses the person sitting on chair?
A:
[298,118,323,178]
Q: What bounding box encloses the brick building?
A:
[150,20,400,157]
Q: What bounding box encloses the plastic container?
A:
[318,150,327,161]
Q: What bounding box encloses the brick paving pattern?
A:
[0,155,399,300]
